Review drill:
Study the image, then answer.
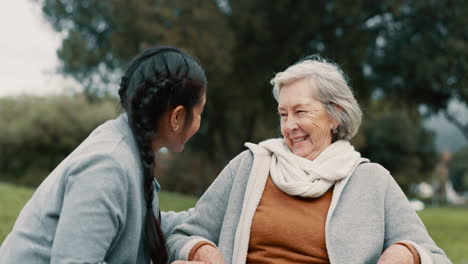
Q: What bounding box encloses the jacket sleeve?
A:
[50,154,128,264]
[161,209,194,238]
[383,172,452,264]
[167,161,236,261]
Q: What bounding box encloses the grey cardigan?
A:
[0,114,190,264]
[168,144,451,264]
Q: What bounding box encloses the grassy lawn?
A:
[418,207,468,263]
[0,183,34,242]
[1,182,467,263]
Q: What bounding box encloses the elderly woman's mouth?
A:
[292,136,309,143]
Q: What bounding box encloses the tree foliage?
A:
[371,0,468,139]
[38,0,385,162]
[0,95,118,186]
[35,0,455,192]
[356,100,438,192]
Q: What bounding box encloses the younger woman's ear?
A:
[170,105,186,132]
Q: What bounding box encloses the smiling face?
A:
[278,78,337,160]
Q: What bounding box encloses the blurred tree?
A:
[355,99,438,193]
[37,0,387,164]
[371,0,468,139]
[449,147,468,192]
[39,0,234,94]
[37,0,443,193]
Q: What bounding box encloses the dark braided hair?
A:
[118,46,206,264]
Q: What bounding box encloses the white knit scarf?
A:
[259,138,367,198]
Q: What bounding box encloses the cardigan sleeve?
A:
[161,209,194,238]
[166,161,236,261]
[382,172,452,264]
[50,154,128,264]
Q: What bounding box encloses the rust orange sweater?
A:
[189,175,420,264]
[247,176,332,263]
[246,176,420,264]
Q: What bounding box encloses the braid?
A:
[129,78,169,264]
[120,46,206,264]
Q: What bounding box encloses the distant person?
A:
[167,56,452,264]
[0,46,207,264]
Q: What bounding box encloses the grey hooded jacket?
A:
[0,114,190,264]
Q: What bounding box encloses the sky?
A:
[0,0,78,97]
[0,0,467,152]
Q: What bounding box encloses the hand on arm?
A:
[190,244,227,264]
[378,244,415,264]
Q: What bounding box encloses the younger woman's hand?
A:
[192,244,227,264]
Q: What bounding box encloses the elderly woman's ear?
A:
[328,103,341,130]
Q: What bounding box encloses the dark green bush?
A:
[0,95,119,186]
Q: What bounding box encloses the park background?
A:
[1,0,467,262]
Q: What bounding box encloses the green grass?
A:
[0,183,35,242]
[1,182,467,263]
[158,191,197,212]
[418,207,468,263]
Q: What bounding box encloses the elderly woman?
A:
[167,56,451,264]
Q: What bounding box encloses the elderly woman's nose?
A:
[284,116,299,131]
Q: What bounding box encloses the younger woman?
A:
[0,46,207,264]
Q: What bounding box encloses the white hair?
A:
[271,56,362,140]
